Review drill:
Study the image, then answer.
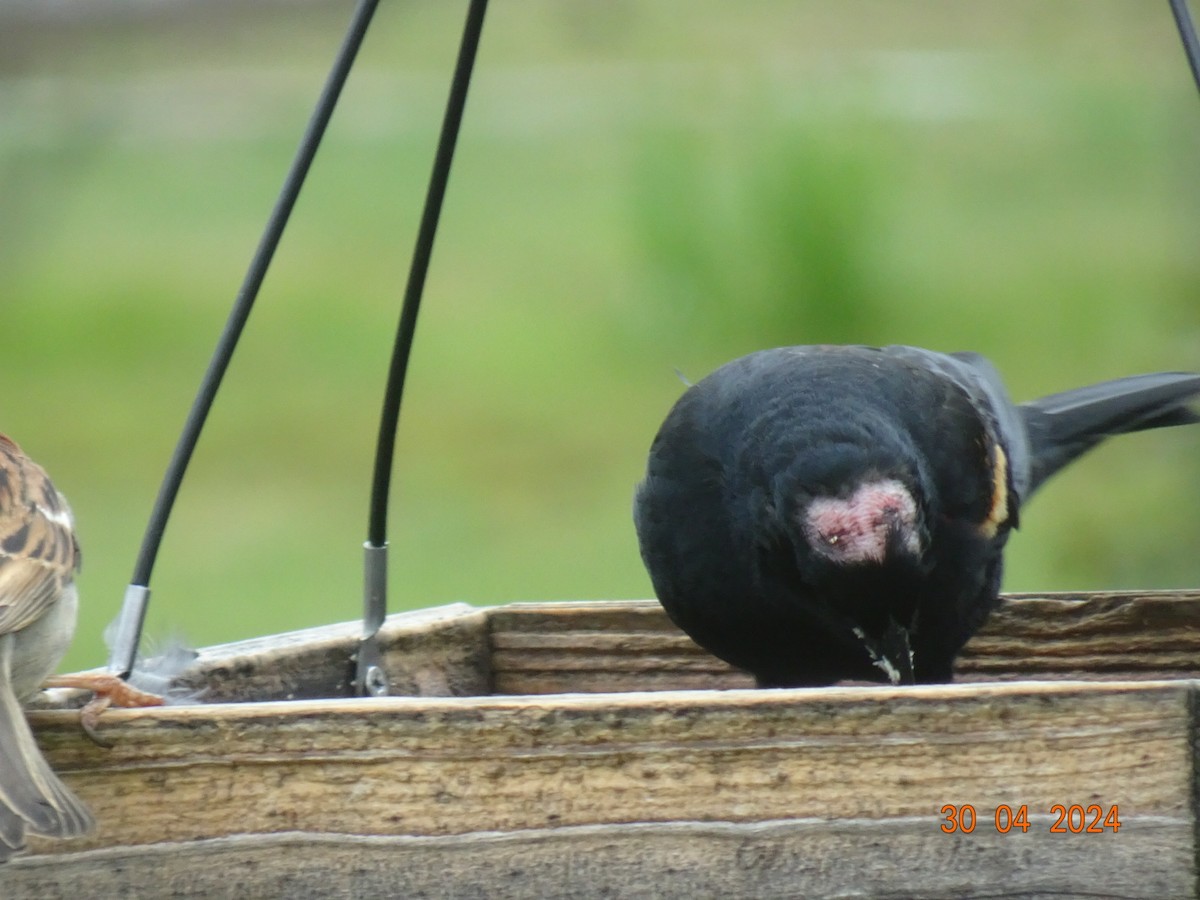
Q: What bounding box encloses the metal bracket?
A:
[107,583,151,679]
[355,542,389,696]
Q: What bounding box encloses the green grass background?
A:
[3,1,1199,671]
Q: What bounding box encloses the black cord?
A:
[110,0,382,678]
[367,0,490,549]
[1171,0,1200,95]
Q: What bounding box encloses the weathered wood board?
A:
[488,592,1200,693]
[3,592,1199,899]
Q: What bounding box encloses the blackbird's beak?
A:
[854,618,915,685]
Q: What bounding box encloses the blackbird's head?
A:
[790,467,931,685]
[801,478,925,568]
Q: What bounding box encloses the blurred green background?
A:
[2,1,1199,671]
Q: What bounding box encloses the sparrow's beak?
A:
[855,618,915,685]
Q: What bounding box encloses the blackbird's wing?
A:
[880,346,1033,509]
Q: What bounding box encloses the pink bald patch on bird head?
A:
[803,479,922,565]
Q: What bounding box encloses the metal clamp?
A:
[355,542,389,696]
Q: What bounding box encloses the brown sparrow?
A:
[0,434,93,859]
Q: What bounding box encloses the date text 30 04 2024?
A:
[939,804,1122,834]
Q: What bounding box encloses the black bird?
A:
[634,345,1200,687]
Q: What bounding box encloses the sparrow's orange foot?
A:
[43,674,165,747]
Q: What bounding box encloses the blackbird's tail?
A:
[1020,372,1200,496]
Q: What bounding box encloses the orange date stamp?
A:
[939,804,1121,834]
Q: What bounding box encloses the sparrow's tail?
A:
[1021,371,1200,496]
[0,636,93,860]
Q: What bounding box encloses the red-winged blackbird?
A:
[634,345,1200,687]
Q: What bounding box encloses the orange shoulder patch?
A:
[979,444,1009,539]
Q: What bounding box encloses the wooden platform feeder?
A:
[3,590,1200,898]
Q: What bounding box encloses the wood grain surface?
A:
[5,593,1198,898]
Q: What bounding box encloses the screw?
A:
[364,665,389,697]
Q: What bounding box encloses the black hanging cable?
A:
[357,0,490,696]
[1170,0,1200,94]
[107,0,382,679]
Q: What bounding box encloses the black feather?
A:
[1020,372,1200,494]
